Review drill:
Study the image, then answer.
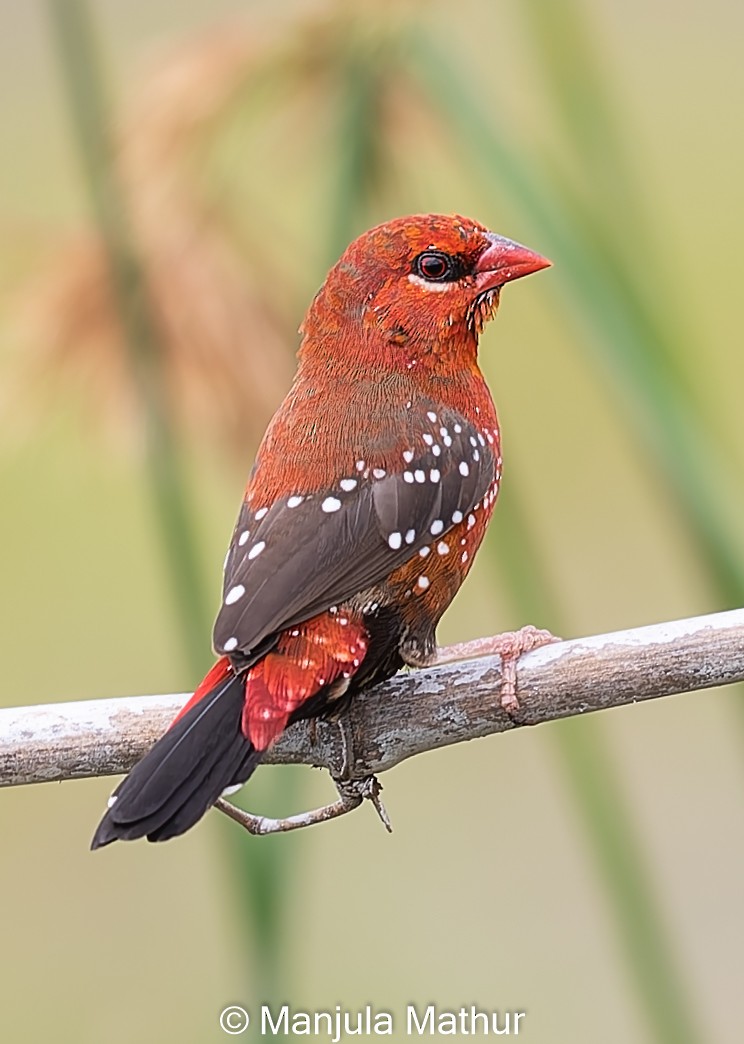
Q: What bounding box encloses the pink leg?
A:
[433,625,561,713]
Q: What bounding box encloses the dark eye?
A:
[413,251,455,282]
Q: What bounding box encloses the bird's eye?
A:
[413,251,456,282]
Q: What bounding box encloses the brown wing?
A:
[214,405,495,659]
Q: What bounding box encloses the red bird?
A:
[92,213,550,846]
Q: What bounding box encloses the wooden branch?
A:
[1,609,743,791]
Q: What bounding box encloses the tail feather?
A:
[144,733,262,843]
[104,674,239,825]
[91,671,262,848]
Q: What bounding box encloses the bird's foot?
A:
[433,625,561,714]
[214,774,392,836]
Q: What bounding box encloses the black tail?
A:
[91,674,263,847]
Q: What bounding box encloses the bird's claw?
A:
[433,625,561,714]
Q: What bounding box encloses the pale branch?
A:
[1,609,743,795]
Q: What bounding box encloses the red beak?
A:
[476,233,552,288]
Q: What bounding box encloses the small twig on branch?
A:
[214,776,392,835]
[1,610,743,814]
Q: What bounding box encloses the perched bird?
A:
[92,213,550,847]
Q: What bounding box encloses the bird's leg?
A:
[330,713,354,780]
[214,774,391,836]
[432,625,561,713]
[327,711,392,830]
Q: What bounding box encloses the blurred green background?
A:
[2,1,743,1042]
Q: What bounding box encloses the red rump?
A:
[243,611,369,750]
[169,612,369,751]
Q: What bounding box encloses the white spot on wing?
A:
[405,528,416,544]
[255,507,269,520]
[417,575,430,590]
[238,530,250,546]
[322,496,342,513]
[459,461,470,476]
[287,495,304,508]
[223,636,239,652]
[248,541,266,560]
[430,519,444,535]
[225,584,246,605]
[388,532,403,550]
[452,510,464,524]
[339,479,357,492]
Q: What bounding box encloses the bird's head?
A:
[300,213,550,374]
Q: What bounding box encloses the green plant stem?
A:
[518,0,638,216]
[518,0,744,603]
[489,488,707,1044]
[47,0,211,677]
[408,23,713,1041]
[410,31,744,606]
[220,822,294,1022]
[47,0,288,1022]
